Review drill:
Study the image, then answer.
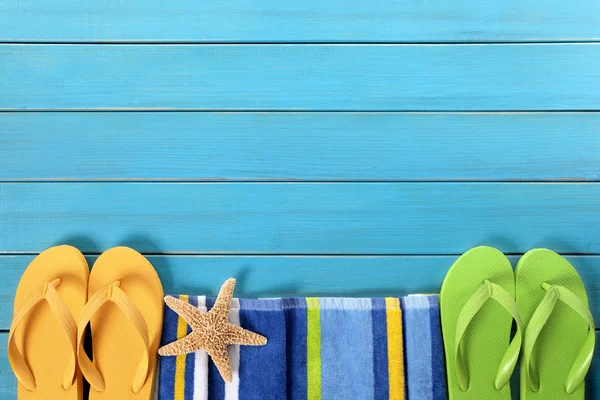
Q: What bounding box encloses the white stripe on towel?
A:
[194,296,209,400]
[225,298,241,400]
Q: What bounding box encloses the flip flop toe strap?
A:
[77,282,150,394]
[8,278,77,391]
[455,280,523,392]
[524,283,595,394]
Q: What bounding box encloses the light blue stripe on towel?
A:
[319,298,375,400]
[401,295,433,400]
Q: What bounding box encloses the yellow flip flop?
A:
[9,245,89,400]
[77,246,164,399]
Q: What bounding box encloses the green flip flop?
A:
[440,246,523,399]
[516,249,595,399]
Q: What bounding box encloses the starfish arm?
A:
[158,332,205,356]
[164,296,204,329]
[226,324,268,346]
[209,346,233,383]
[211,278,236,319]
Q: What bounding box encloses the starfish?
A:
[158,278,267,382]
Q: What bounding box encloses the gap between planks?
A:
[2,41,600,45]
[3,109,600,113]
[0,179,599,183]
[1,253,599,257]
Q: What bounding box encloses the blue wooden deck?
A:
[0,1,599,398]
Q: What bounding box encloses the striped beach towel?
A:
[283,297,405,400]
[158,296,446,400]
[159,296,286,400]
[401,295,447,400]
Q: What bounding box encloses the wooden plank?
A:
[2,44,600,111]
[1,112,599,181]
[1,0,599,43]
[1,255,599,330]
[1,183,599,254]
[1,310,599,398]
[1,335,599,400]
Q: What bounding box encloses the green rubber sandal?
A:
[516,249,595,399]
[440,246,523,399]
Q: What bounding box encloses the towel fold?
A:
[400,295,447,400]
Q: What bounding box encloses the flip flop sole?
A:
[87,247,164,399]
[516,249,591,400]
[13,245,88,400]
[440,246,515,399]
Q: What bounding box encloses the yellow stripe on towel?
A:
[174,294,190,400]
[385,297,405,400]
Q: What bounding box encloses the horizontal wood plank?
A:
[1,0,599,43]
[2,255,599,330]
[1,112,599,181]
[1,256,599,398]
[1,183,599,254]
[2,44,600,110]
[0,334,598,399]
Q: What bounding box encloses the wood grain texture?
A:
[1,0,599,43]
[1,112,599,181]
[2,255,599,330]
[2,0,599,395]
[2,44,600,110]
[0,337,11,397]
[1,182,599,254]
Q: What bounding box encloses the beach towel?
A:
[158,296,286,400]
[401,295,447,400]
[159,295,446,400]
[283,297,405,400]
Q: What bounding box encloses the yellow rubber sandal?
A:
[9,245,89,400]
[77,246,163,399]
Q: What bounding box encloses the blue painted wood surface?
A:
[1,182,599,255]
[1,255,599,330]
[2,44,600,110]
[2,0,599,397]
[1,0,599,43]
[1,112,599,181]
